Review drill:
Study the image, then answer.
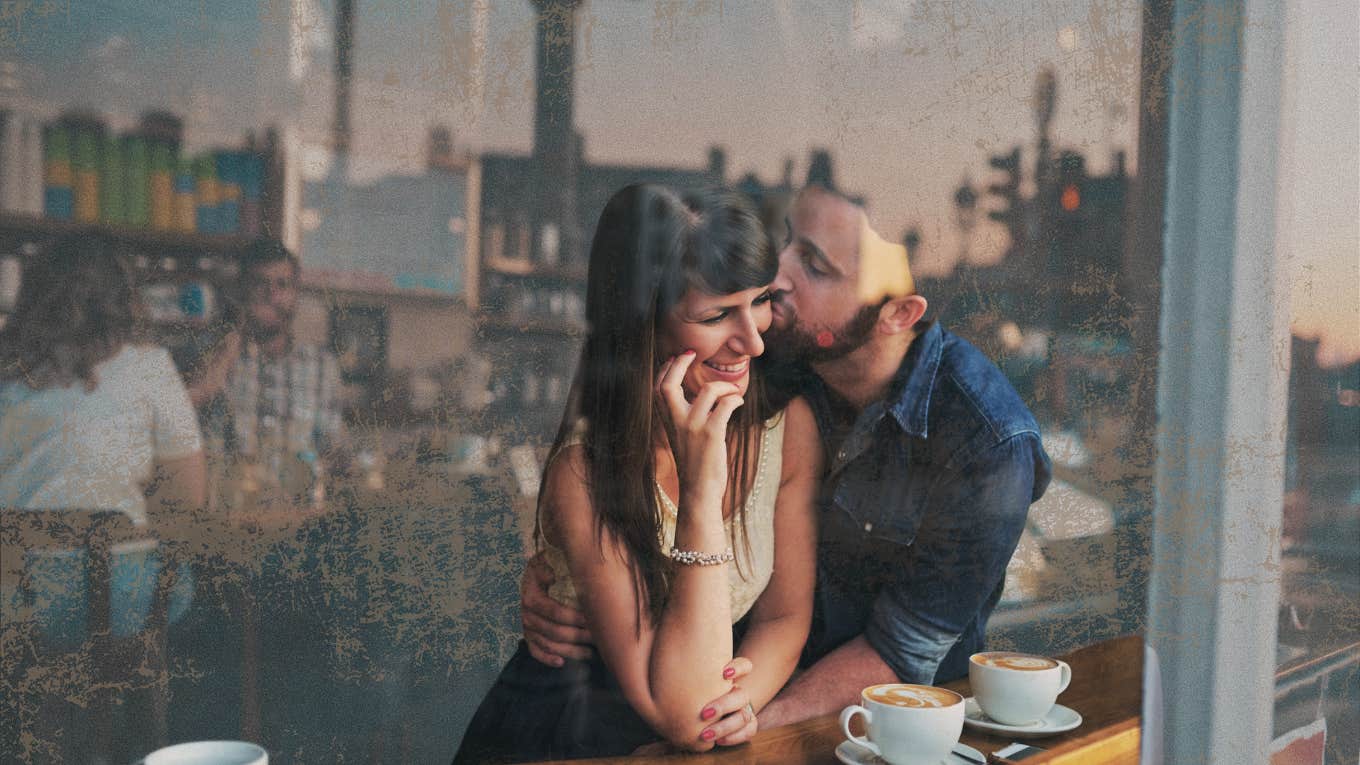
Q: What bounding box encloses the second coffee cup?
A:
[968,651,1071,726]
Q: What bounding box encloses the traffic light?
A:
[1055,150,1084,217]
[986,147,1022,225]
[1060,184,1081,212]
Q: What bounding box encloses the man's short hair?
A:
[798,183,914,301]
[802,181,865,210]
[239,237,300,278]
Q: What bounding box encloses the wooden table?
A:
[174,500,347,743]
[536,635,1144,765]
[201,468,522,750]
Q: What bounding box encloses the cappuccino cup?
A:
[969,652,1071,726]
[839,684,964,765]
[143,741,268,765]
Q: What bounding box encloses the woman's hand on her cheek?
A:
[657,350,743,501]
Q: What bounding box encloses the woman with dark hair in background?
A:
[452,184,823,763]
[0,232,204,641]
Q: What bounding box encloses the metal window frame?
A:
[1142,0,1291,761]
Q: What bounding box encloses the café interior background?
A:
[0,0,1355,762]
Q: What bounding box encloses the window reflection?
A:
[1,0,1353,761]
[0,1,1143,759]
[1273,1,1360,758]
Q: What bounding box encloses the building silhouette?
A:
[291,2,477,411]
[916,70,1133,429]
[735,150,862,254]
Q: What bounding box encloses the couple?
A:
[454,182,1051,763]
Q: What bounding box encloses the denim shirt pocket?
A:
[830,457,926,549]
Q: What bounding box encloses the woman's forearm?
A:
[646,492,735,746]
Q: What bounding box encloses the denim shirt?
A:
[800,322,1052,684]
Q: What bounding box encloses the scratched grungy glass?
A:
[0,0,1354,762]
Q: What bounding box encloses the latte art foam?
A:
[864,684,959,709]
[972,652,1058,671]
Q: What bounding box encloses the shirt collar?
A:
[887,321,943,438]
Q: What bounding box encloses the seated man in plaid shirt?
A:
[190,238,348,523]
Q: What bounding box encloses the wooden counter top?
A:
[533,634,1144,765]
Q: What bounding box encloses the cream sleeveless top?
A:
[541,414,785,623]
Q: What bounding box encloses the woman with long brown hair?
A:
[453,184,822,762]
[0,232,205,641]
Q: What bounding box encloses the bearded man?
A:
[190,238,346,519]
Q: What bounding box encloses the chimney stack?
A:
[707,146,727,184]
[530,0,583,265]
[333,0,356,171]
[806,149,835,190]
[532,0,580,160]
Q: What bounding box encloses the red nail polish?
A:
[701,707,716,720]
[701,730,715,741]
[723,667,735,679]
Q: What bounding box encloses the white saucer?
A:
[835,739,986,765]
[962,697,1082,738]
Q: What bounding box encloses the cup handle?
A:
[1056,659,1072,694]
[839,705,881,756]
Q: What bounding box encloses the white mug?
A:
[839,683,965,765]
[969,652,1072,726]
[143,740,268,765]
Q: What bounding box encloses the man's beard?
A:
[765,302,880,365]
[246,312,293,344]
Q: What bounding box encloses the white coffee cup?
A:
[839,683,965,765]
[143,740,268,765]
[969,651,1072,726]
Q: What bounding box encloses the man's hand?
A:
[757,636,899,729]
[755,697,794,731]
[188,330,241,408]
[520,552,594,666]
[699,657,759,746]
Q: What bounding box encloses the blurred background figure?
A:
[189,238,347,524]
[0,231,205,640]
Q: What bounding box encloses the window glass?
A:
[1272,0,1360,759]
[0,1,1214,761]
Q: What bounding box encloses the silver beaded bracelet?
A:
[668,546,735,566]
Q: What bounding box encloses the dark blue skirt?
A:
[451,640,660,764]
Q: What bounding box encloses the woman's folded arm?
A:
[546,446,735,750]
